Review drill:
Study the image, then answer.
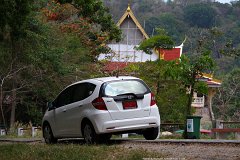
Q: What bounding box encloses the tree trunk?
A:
[207,88,216,128]
[0,84,6,129]
[183,73,196,139]
[187,83,195,116]
[10,77,16,128]
[10,39,17,129]
[183,84,195,139]
[0,86,3,122]
[186,72,196,116]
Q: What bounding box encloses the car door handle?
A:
[78,105,83,108]
[63,109,67,112]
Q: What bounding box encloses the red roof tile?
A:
[104,62,129,72]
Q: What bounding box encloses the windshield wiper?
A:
[116,93,136,97]
[113,93,144,101]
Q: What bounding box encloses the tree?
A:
[138,28,175,55]
[74,0,121,42]
[220,40,240,57]
[231,0,240,7]
[179,52,214,116]
[145,17,161,36]
[0,0,34,129]
[184,3,217,28]
[57,0,121,42]
[213,37,240,122]
[44,0,121,59]
[126,61,188,123]
[145,14,186,44]
[157,13,186,44]
[134,29,189,123]
[213,68,240,121]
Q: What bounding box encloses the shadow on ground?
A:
[58,138,125,145]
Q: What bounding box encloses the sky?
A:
[163,0,234,4]
[216,0,232,3]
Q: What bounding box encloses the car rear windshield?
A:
[103,80,150,97]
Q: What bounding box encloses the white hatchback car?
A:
[42,76,160,144]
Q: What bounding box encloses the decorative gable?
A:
[117,4,149,46]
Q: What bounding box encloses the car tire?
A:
[82,122,99,144]
[143,127,159,140]
[43,124,57,144]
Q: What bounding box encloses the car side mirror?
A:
[47,102,55,110]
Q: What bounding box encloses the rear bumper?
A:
[88,105,160,134]
[91,112,160,134]
[101,117,160,133]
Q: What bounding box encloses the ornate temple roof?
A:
[198,73,222,88]
[116,4,149,40]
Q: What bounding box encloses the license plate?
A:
[122,101,137,109]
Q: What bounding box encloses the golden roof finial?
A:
[127,3,131,12]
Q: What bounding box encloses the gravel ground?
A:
[119,142,240,160]
[0,138,239,160]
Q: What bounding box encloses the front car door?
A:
[52,82,96,137]
[53,86,74,136]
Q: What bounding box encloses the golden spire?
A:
[127,3,131,12]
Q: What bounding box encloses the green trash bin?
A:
[186,116,202,139]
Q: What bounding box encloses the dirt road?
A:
[119,141,240,160]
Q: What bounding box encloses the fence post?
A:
[214,120,223,139]
[18,128,24,136]
[0,129,6,136]
[122,134,128,138]
[32,127,37,138]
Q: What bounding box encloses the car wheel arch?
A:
[42,121,55,136]
[42,121,50,131]
[81,118,97,134]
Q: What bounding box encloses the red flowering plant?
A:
[42,0,120,60]
[42,0,61,20]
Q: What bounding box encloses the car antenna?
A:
[116,66,119,78]
[116,71,119,78]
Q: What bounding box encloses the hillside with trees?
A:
[103,0,240,122]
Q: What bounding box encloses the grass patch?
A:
[0,143,164,160]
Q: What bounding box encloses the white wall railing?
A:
[192,97,205,108]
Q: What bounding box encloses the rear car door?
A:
[64,82,96,136]
[101,79,152,120]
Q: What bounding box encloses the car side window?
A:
[72,83,96,103]
[54,86,74,108]
[87,83,96,95]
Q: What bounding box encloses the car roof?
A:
[71,76,140,86]
[93,76,139,82]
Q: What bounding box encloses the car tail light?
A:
[150,93,156,106]
[92,97,107,110]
